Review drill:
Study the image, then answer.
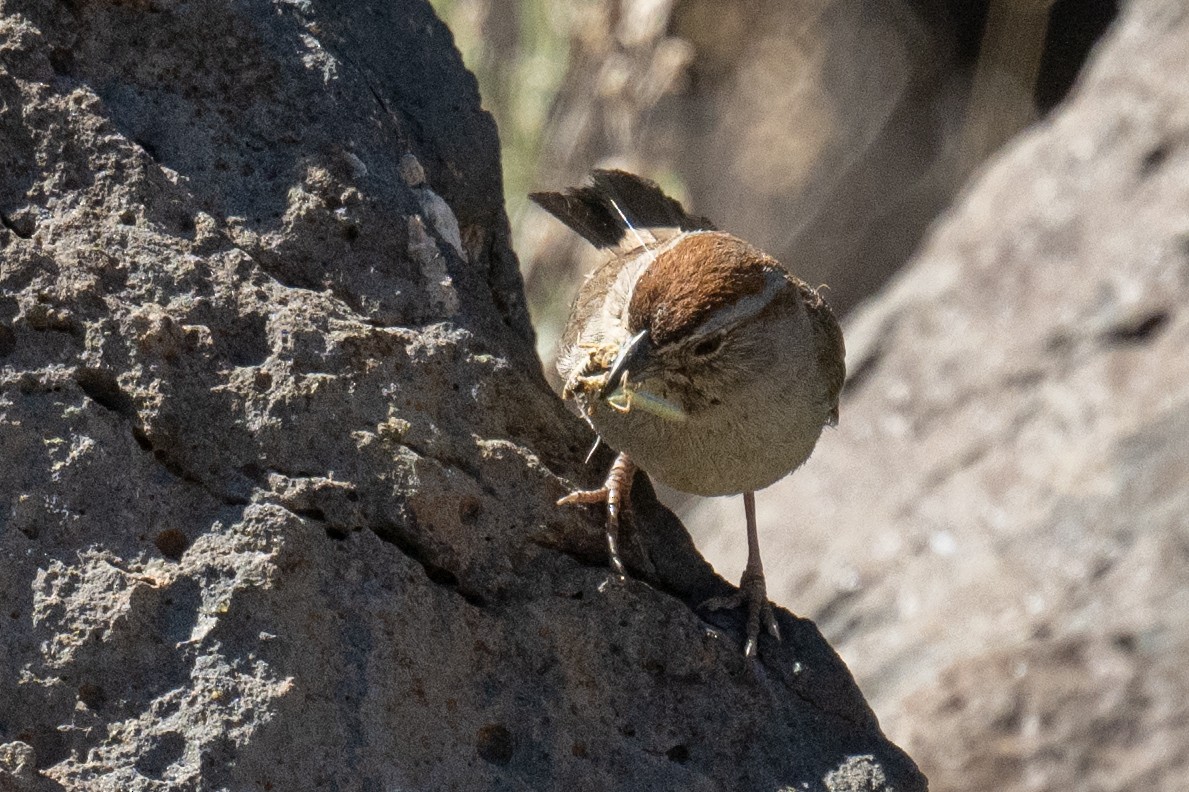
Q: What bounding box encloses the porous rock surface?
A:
[0,1,923,790]
[687,1,1189,789]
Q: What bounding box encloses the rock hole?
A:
[76,368,137,419]
[48,47,75,76]
[666,744,690,763]
[154,528,189,561]
[475,724,514,766]
[77,683,107,710]
[0,210,33,239]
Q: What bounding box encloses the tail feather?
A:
[530,169,713,252]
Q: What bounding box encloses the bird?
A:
[531,169,845,657]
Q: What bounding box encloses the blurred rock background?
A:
[433,1,1189,790]
[433,0,1116,359]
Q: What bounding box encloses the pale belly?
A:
[585,393,828,496]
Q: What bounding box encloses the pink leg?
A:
[701,491,781,657]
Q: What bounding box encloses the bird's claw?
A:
[701,571,780,658]
[557,453,641,581]
[556,487,612,507]
[558,485,628,580]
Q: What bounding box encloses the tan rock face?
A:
[0,1,921,790]
[684,1,1189,789]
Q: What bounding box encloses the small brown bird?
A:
[532,170,845,657]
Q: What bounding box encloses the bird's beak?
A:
[597,329,688,422]
[600,329,652,401]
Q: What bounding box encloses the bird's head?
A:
[597,232,797,421]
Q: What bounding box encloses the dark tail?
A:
[529,169,713,251]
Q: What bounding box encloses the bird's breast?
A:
[583,381,828,496]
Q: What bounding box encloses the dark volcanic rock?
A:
[686,1,1189,790]
[0,1,921,790]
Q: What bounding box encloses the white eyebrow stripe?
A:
[685,269,788,338]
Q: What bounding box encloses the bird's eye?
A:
[692,335,723,357]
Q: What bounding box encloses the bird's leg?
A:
[557,452,637,580]
[701,491,781,657]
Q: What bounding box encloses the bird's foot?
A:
[557,453,644,581]
[557,485,627,579]
[701,570,781,658]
